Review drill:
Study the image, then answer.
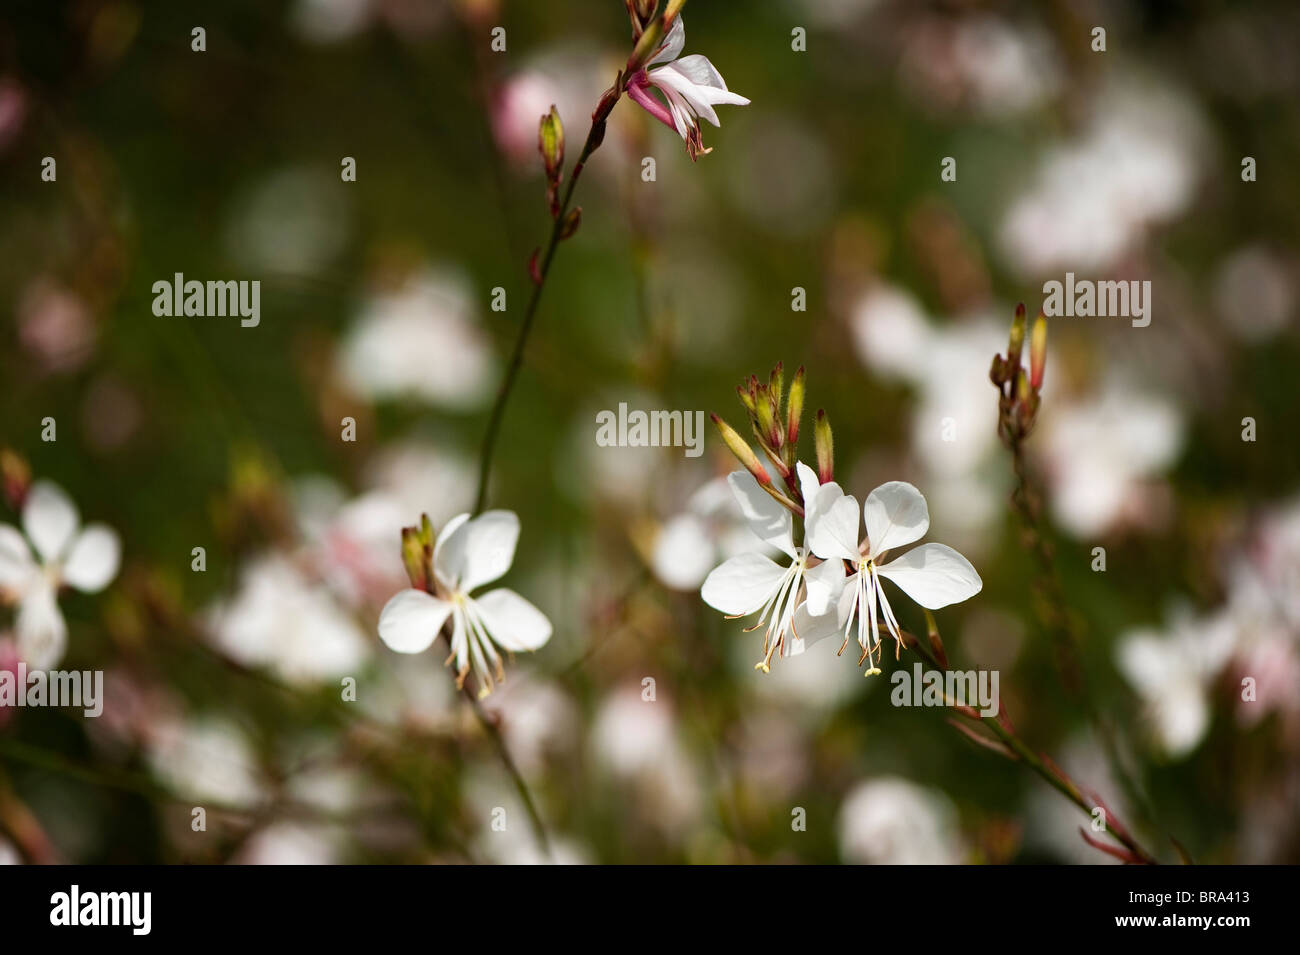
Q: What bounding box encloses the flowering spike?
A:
[712,413,770,486]
[1030,313,1048,391]
[815,409,834,484]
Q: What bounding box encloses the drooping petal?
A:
[727,471,795,558]
[0,524,36,591]
[652,55,749,116]
[803,555,847,617]
[789,592,850,654]
[61,524,121,593]
[648,14,685,66]
[435,510,519,592]
[806,490,861,563]
[22,480,80,564]
[701,551,787,616]
[863,481,930,559]
[474,588,553,652]
[875,543,982,610]
[16,580,67,669]
[377,588,453,654]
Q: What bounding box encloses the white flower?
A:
[626,17,750,160]
[377,511,552,696]
[651,475,758,591]
[700,464,845,672]
[0,480,120,669]
[1115,607,1236,758]
[797,478,982,673]
[838,776,965,865]
[205,553,370,685]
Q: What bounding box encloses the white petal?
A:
[795,461,822,509]
[863,481,930,558]
[474,588,552,652]
[875,543,982,610]
[22,480,80,563]
[803,555,847,617]
[16,581,67,669]
[727,471,795,558]
[648,14,685,66]
[61,524,121,592]
[377,589,453,654]
[0,524,36,591]
[701,552,787,616]
[790,591,850,654]
[806,490,861,562]
[435,510,519,592]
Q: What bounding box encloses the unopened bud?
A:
[1030,313,1047,391]
[815,409,834,484]
[538,106,564,182]
[401,526,426,590]
[1008,302,1027,365]
[560,206,582,240]
[712,414,770,486]
[786,365,805,448]
[769,361,784,408]
[626,17,664,73]
[1015,369,1031,406]
[989,353,1006,387]
[0,449,31,511]
[753,385,779,448]
[736,384,756,417]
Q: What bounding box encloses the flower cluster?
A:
[700,366,983,674]
[990,303,1048,445]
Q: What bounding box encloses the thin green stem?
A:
[473,103,620,515]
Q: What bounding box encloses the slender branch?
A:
[900,629,1157,864]
[473,96,622,515]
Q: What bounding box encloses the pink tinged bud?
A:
[1030,314,1047,391]
[989,353,1006,387]
[736,384,756,417]
[769,361,784,407]
[815,409,834,484]
[785,366,805,448]
[712,413,770,486]
[527,248,542,286]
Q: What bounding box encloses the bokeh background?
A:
[1,0,1298,863]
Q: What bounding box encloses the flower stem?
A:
[473,94,623,515]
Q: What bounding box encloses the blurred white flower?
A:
[651,476,757,591]
[591,687,701,832]
[850,285,1008,551]
[338,269,494,409]
[798,478,982,672]
[1115,606,1236,758]
[377,511,552,695]
[1039,381,1184,538]
[0,481,120,669]
[146,716,265,810]
[236,821,340,865]
[480,677,578,776]
[700,465,844,671]
[1000,79,1205,276]
[290,0,372,44]
[225,167,350,277]
[205,553,370,685]
[838,776,964,864]
[626,17,750,160]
